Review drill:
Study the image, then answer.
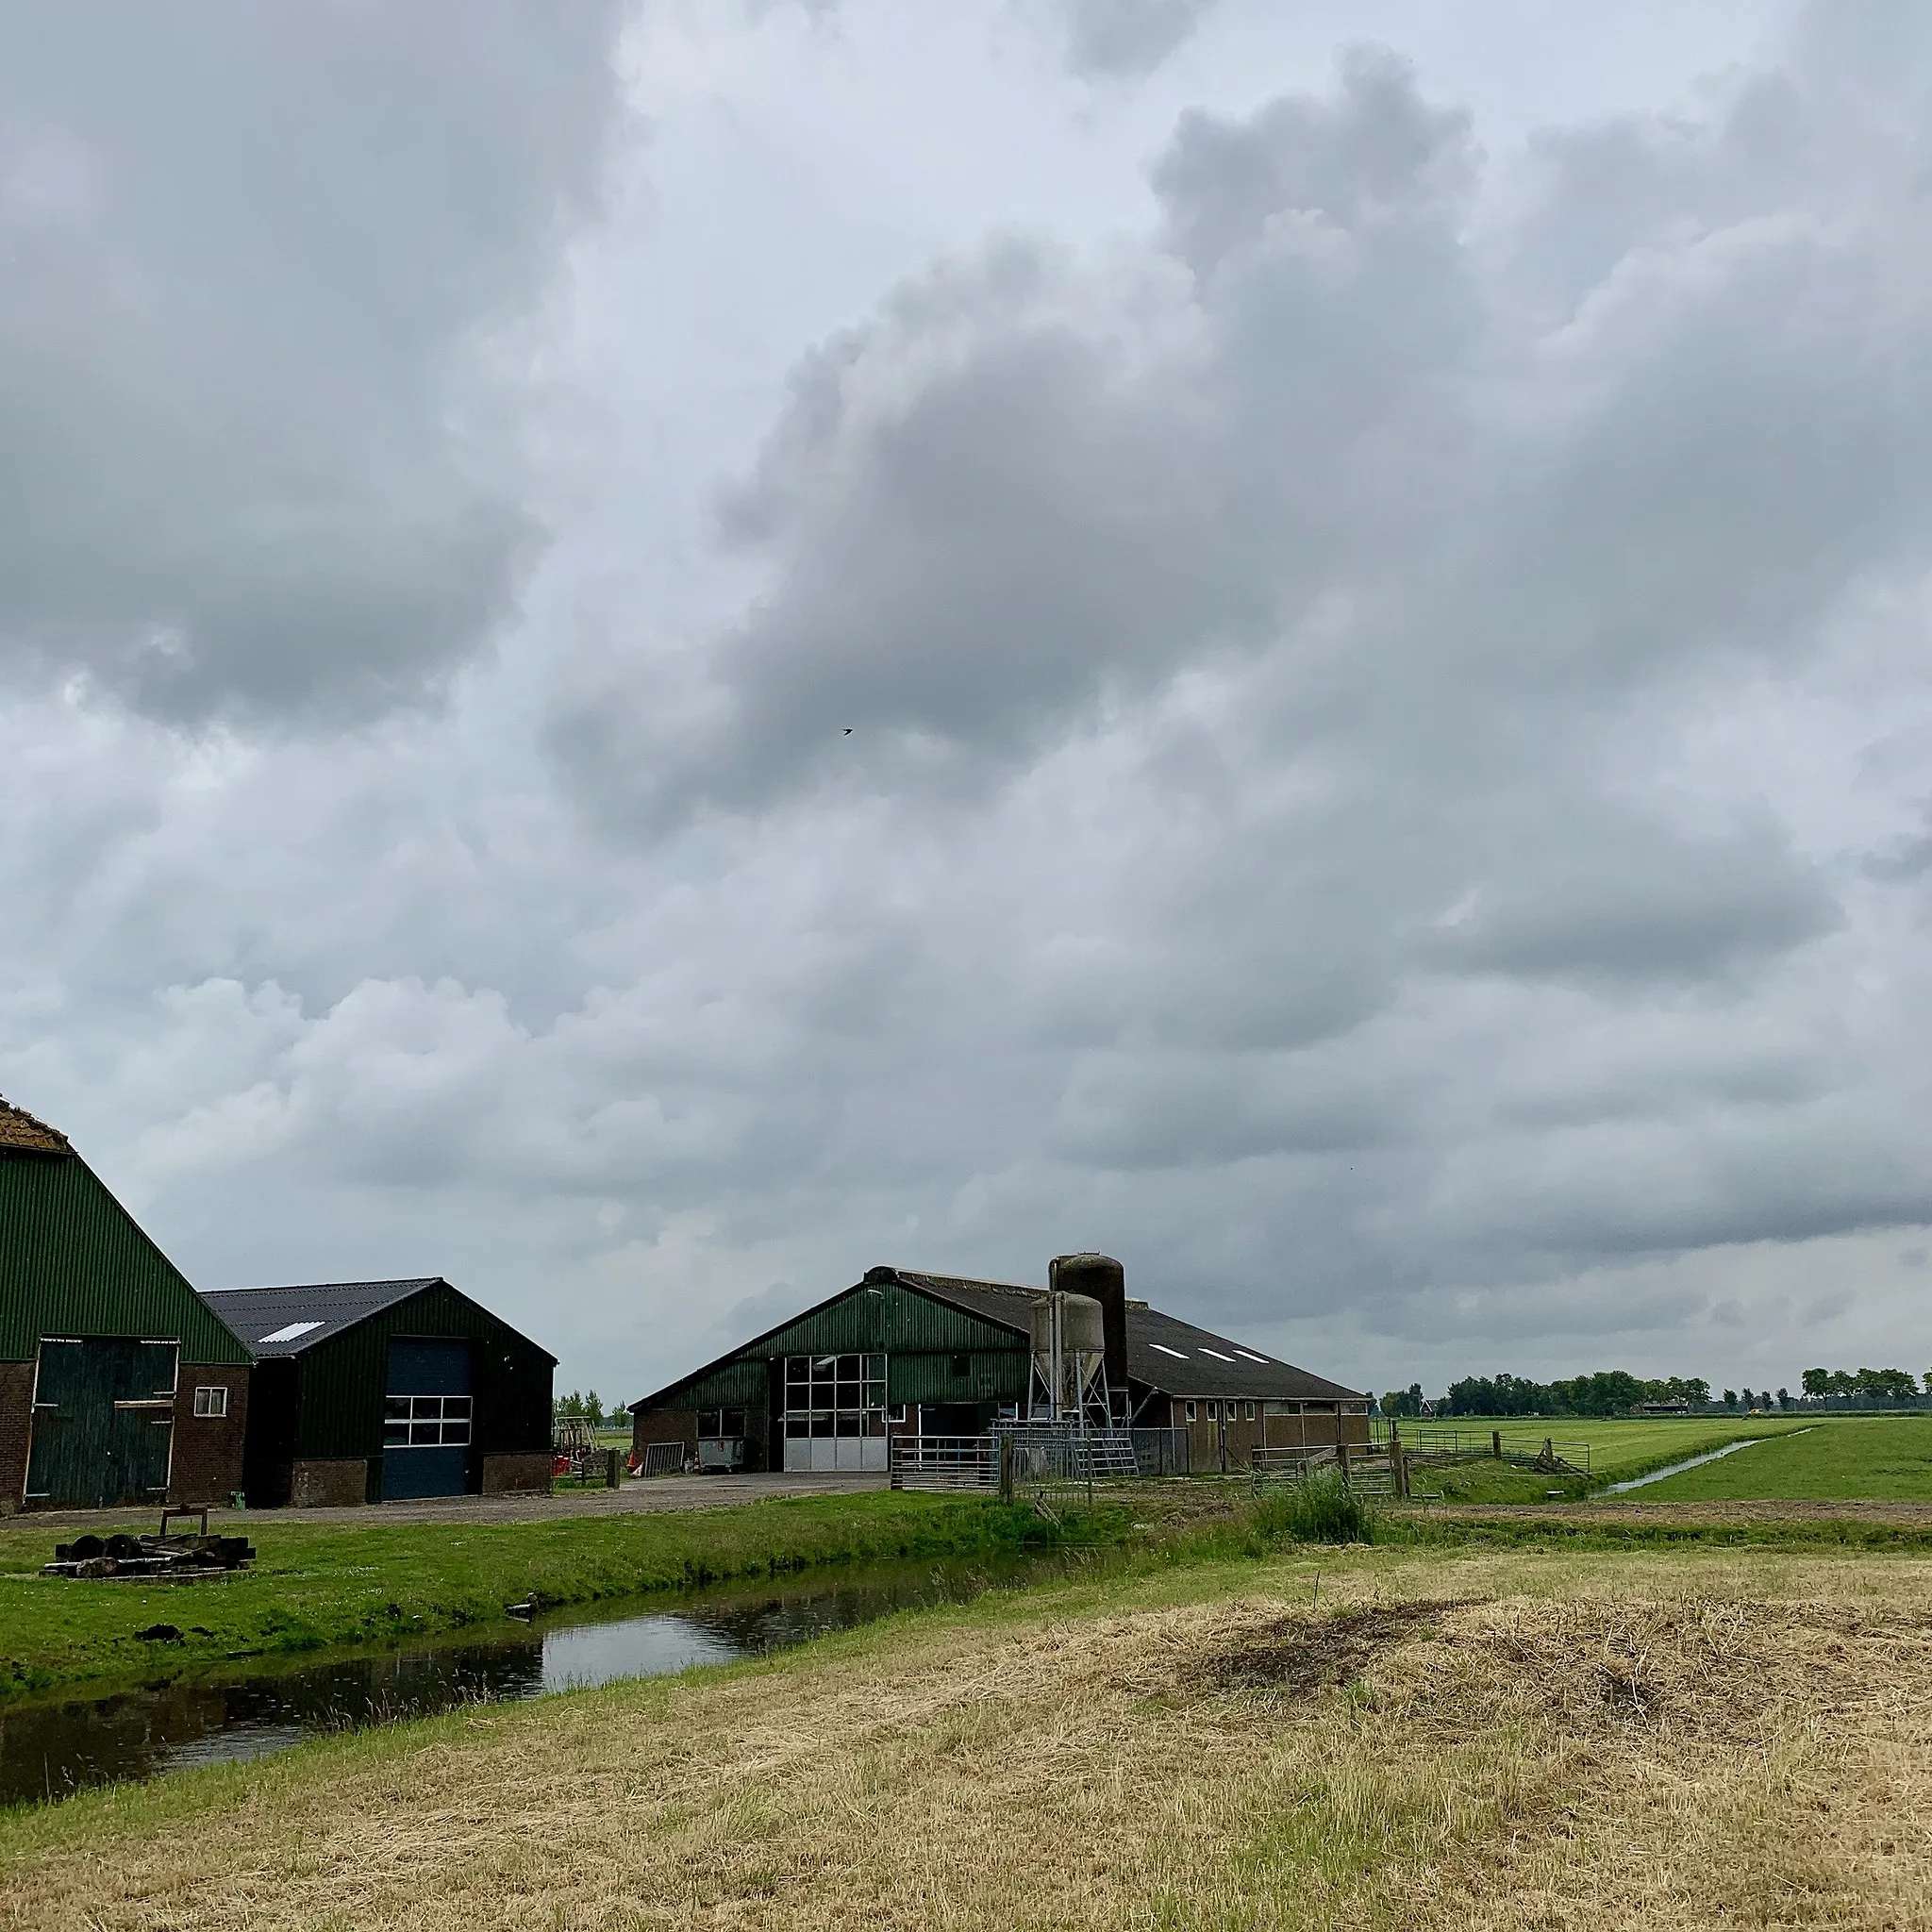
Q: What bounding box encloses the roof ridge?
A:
[0,1094,72,1154]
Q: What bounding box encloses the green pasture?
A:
[1636,1416,1932,1500]
[1397,1415,1813,1479]
[0,1490,1124,1703]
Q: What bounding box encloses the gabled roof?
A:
[0,1095,71,1155]
[891,1270,1041,1333]
[198,1279,443,1356]
[1124,1305,1364,1402]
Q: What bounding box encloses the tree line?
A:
[1381,1365,1932,1417]
[554,1389,614,1427]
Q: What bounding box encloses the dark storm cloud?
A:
[0,2,626,722]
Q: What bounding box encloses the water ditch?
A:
[1595,1432,1806,1495]
[0,1549,1097,1810]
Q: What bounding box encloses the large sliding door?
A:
[380,1340,473,1500]
[25,1338,176,1508]
[781,1353,887,1472]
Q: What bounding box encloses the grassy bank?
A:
[1637,1414,1932,1499]
[6,1541,1932,1927]
[0,1491,1133,1703]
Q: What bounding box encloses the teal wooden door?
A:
[25,1338,176,1507]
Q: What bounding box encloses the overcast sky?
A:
[8,0,1932,1403]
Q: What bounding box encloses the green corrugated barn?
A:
[199,1278,557,1506]
[627,1257,1370,1475]
[0,1095,252,1513]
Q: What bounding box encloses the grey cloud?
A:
[0,3,626,722]
[1054,0,1220,77]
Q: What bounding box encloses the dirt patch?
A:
[1188,1597,1468,1696]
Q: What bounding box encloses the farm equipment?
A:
[552,1414,621,1488]
[42,1508,254,1579]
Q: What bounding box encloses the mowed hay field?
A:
[6,1545,1932,1930]
[1640,1417,1932,1500]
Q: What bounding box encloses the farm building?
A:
[199,1278,556,1507]
[0,1096,252,1513]
[627,1254,1368,1474]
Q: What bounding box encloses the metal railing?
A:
[890,1435,996,1491]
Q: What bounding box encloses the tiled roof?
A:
[0,1095,71,1155]
[197,1279,442,1355]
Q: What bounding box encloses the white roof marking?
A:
[1235,1349,1270,1363]
[258,1320,325,1344]
[1198,1346,1236,1361]
[1149,1342,1190,1359]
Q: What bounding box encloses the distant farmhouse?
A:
[629,1254,1367,1474]
[0,1096,251,1512]
[201,1279,555,1507]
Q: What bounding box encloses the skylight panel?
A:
[1235,1349,1269,1363]
[1198,1346,1235,1361]
[1149,1342,1189,1359]
[258,1320,324,1344]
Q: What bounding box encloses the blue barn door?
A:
[380,1340,473,1501]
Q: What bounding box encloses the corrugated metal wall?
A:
[652,1280,1031,1411]
[289,1282,554,1469]
[0,1151,250,1365]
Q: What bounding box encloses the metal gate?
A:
[25,1338,177,1508]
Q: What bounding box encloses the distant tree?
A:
[1827,1370,1856,1399]
[1723,1390,1738,1408]
[584,1390,605,1428]
[1381,1383,1425,1419]
[1777,1387,1791,1409]
[1801,1369,1828,1400]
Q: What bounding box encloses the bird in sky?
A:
[842,726,853,734]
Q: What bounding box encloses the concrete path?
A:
[8,1473,891,1536]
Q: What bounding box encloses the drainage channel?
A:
[1595,1430,1807,1496]
[0,1550,1089,1810]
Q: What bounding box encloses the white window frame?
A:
[383,1393,473,1448]
[192,1385,229,1418]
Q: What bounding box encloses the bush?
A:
[1251,1471,1376,1545]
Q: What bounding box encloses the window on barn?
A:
[781,1354,886,1438]
[192,1385,229,1418]
[1185,1400,1197,1423]
[1245,1401,1257,1422]
[949,1353,971,1379]
[384,1394,472,1448]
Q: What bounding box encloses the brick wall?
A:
[481,1452,553,1494]
[291,1457,368,1507]
[629,1407,696,1468]
[0,1360,34,1515]
[169,1364,250,1506]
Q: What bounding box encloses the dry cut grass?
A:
[6,1552,1932,1930]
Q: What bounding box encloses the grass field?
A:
[1637,1415,1932,1500]
[0,1491,1129,1703]
[1404,1415,1814,1477]
[6,1537,1931,1928]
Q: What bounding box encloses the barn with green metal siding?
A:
[0,1095,252,1513]
[200,1278,556,1506]
[629,1266,1039,1473]
[628,1256,1370,1475]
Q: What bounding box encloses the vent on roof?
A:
[258,1321,325,1344]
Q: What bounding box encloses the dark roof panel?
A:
[1124,1306,1365,1402]
[892,1270,1040,1334]
[197,1279,441,1356]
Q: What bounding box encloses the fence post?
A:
[1389,1422,1408,1500]
[1337,1441,1351,1484]
[998,1431,1014,1505]
[1491,1429,1501,1460]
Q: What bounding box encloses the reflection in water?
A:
[0,1555,1073,1809]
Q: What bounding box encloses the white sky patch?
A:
[5,0,1931,1407]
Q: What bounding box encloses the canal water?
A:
[0,1553,1080,1809]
